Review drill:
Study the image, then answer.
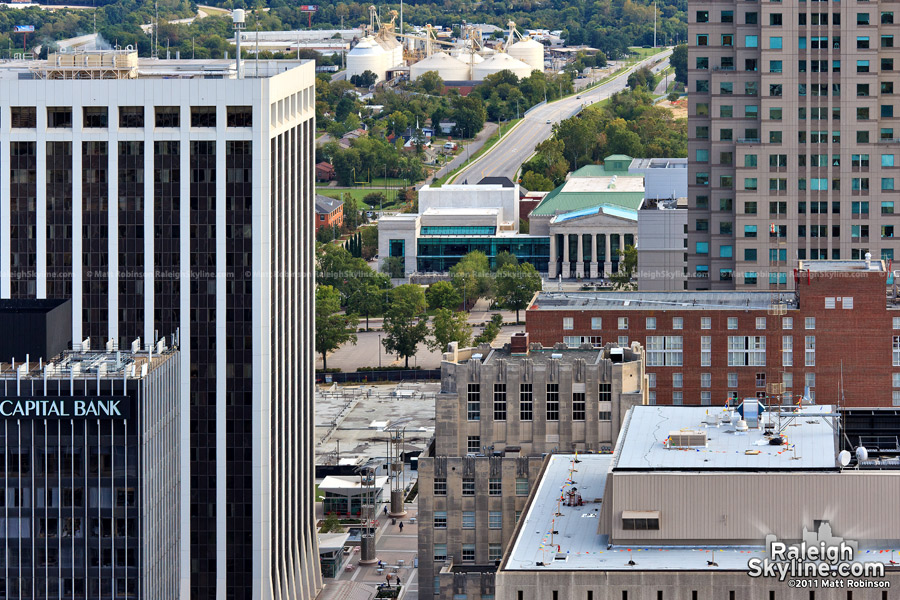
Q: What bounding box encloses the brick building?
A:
[315,194,345,232]
[526,259,897,407]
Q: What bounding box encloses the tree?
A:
[426,281,462,311]
[450,251,492,309]
[474,313,504,345]
[317,243,386,298]
[382,256,405,279]
[315,286,358,371]
[346,283,385,329]
[670,44,688,85]
[428,308,473,352]
[494,251,518,271]
[321,512,342,533]
[417,70,444,95]
[382,284,429,368]
[610,245,638,290]
[360,225,378,260]
[350,69,377,88]
[450,94,486,139]
[626,66,658,92]
[521,171,556,192]
[495,262,543,323]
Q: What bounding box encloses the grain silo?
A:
[347,36,390,82]
[472,52,533,81]
[410,51,471,81]
[508,37,544,73]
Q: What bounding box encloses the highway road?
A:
[451,48,673,185]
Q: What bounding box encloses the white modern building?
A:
[0,50,321,599]
[636,199,689,291]
[378,182,549,276]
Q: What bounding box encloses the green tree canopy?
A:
[495,262,543,323]
[426,281,462,311]
[346,283,386,329]
[382,284,429,369]
[315,286,358,371]
[610,245,638,290]
[450,251,492,308]
[428,308,473,352]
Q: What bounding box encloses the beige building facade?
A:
[687,1,900,290]
[419,337,648,599]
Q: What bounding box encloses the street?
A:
[451,48,673,184]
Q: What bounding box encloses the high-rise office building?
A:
[0,50,321,599]
[0,346,180,600]
[687,2,900,289]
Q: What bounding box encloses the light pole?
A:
[378,334,382,367]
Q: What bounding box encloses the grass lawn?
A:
[316,187,408,210]
[315,484,323,502]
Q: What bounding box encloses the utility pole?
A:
[654,0,657,48]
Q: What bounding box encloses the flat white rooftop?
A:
[799,259,886,273]
[613,405,838,471]
[562,176,644,193]
[504,453,900,571]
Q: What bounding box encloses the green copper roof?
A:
[530,184,645,217]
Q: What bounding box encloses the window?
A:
[622,513,660,530]
[697,35,709,47]
[155,106,180,127]
[489,511,502,529]
[673,373,683,388]
[805,336,816,366]
[546,384,560,421]
[118,106,144,128]
[434,477,447,496]
[701,317,711,330]
[47,107,72,128]
[858,36,870,49]
[894,317,900,329]
[462,478,475,496]
[226,106,253,127]
[563,317,574,330]
[746,35,759,48]
[783,336,793,366]
[770,37,783,49]
[728,373,738,388]
[83,107,108,128]
[434,544,447,561]
[697,10,709,22]
[701,391,712,405]
[646,336,684,366]
[435,511,447,529]
[852,154,870,168]
[489,478,502,496]
[190,106,216,127]
[673,317,683,330]
[720,82,733,95]
[722,34,734,48]
[701,373,712,388]
[722,10,734,23]
[618,336,629,346]
[468,435,481,454]
[745,178,758,191]
[728,317,738,330]
[573,393,586,421]
[884,155,896,167]
[592,317,602,330]
[806,373,816,390]
[769,84,783,97]
[673,392,683,405]
[520,383,533,421]
[618,317,628,330]
[462,545,475,561]
[805,317,816,330]
[516,478,529,496]
[11,106,36,128]
[645,317,657,330]
[701,336,712,367]
[493,384,507,421]
[746,12,758,24]
[462,511,475,528]
[467,384,481,421]
[755,317,766,330]
[728,336,767,366]
[489,544,503,561]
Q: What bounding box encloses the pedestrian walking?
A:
[397,576,402,586]
[385,574,392,588]
[383,505,388,516]
[398,521,404,532]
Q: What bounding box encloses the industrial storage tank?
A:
[509,37,544,73]
[410,52,471,81]
[376,34,403,69]
[472,52,534,80]
[451,48,484,65]
[347,36,389,82]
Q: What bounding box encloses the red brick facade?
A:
[526,264,897,406]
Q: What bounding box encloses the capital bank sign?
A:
[0,397,130,419]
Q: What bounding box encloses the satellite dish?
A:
[856,446,869,462]
[838,450,851,467]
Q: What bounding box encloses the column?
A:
[590,233,599,279]
[548,233,558,278]
[603,234,612,276]
[561,233,570,278]
[575,233,585,278]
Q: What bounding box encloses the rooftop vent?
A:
[471,353,483,362]
[666,430,708,448]
[551,353,563,359]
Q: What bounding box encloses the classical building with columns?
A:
[529,157,643,279]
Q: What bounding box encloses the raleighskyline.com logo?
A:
[748,522,888,587]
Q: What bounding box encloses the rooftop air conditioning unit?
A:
[667,430,708,448]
